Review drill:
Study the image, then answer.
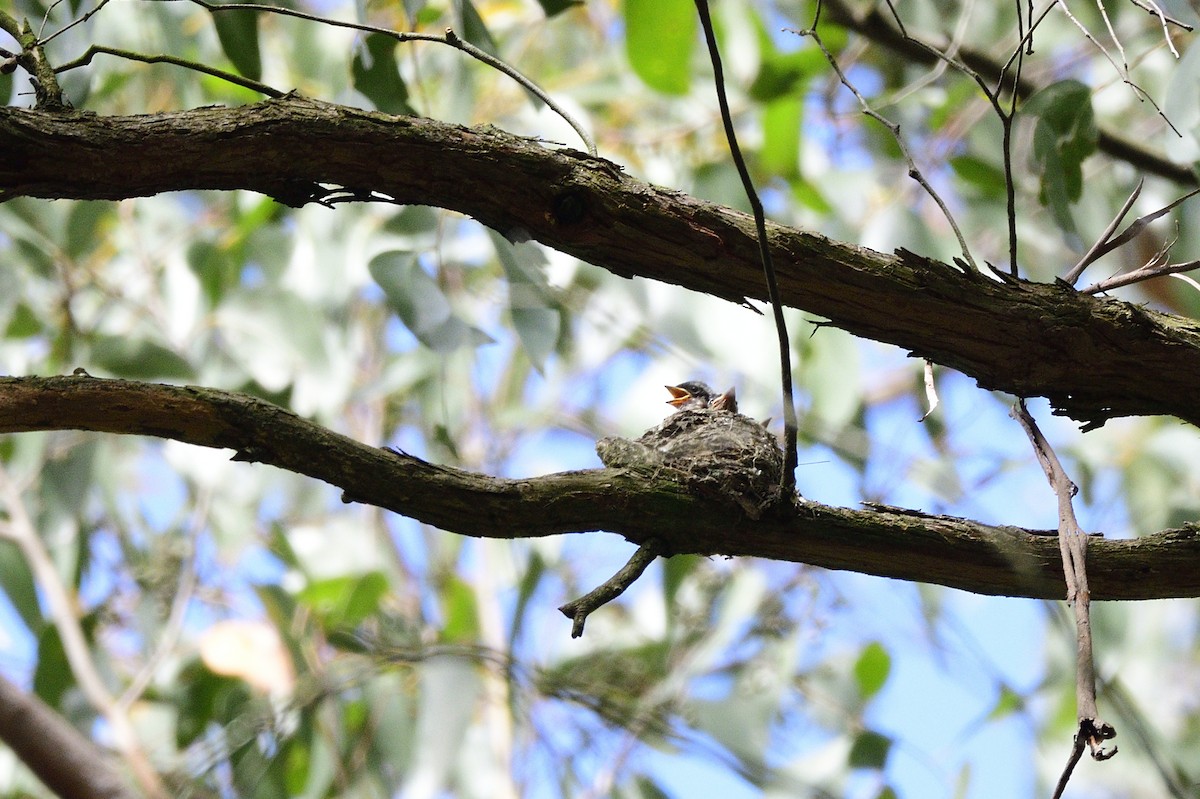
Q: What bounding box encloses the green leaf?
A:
[352,33,416,115]
[34,625,74,708]
[5,302,42,338]
[625,0,695,95]
[760,96,802,178]
[848,730,892,769]
[457,0,499,56]
[536,0,583,16]
[298,572,390,628]
[212,9,262,81]
[64,202,112,259]
[188,240,241,308]
[949,154,1008,200]
[509,551,546,649]
[440,575,480,643]
[853,641,891,699]
[0,541,40,632]
[1022,80,1097,210]
[89,334,195,380]
[369,250,494,353]
[987,685,1026,720]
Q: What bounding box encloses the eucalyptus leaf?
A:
[212,9,262,81]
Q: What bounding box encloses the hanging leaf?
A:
[489,232,562,372]
[368,250,493,353]
[1022,80,1097,221]
[457,0,499,56]
[212,9,262,81]
[848,730,893,769]
[352,33,416,115]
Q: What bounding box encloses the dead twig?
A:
[1010,400,1116,799]
[559,538,667,638]
[1066,180,1200,285]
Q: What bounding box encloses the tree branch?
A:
[3,98,1200,430]
[2,375,1200,600]
[0,671,139,799]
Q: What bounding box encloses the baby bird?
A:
[665,381,738,414]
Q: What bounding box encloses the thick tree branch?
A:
[2,375,1199,600]
[3,98,1200,429]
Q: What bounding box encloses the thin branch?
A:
[1082,258,1200,294]
[694,0,798,490]
[1127,0,1190,56]
[558,538,666,638]
[1068,182,1200,285]
[183,0,596,155]
[54,45,287,97]
[794,18,978,272]
[1065,178,1143,284]
[1055,0,1181,136]
[35,0,112,47]
[822,0,1197,186]
[1010,400,1116,799]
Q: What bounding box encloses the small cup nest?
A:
[596,408,785,518]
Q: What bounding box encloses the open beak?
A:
[665,384,692,407]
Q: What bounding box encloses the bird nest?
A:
[596,408,785,518]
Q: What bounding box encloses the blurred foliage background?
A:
[3,0,1200,797]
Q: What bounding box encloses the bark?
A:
[2,374,1198,601]
[4,97,1200,430]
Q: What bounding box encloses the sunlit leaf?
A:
[625,0,695,95]
[853,641,891,699]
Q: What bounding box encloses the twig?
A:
[184,0,596,155]
[794,15,978,272]
[918,360,938,422]
[1055,0,1181,136]
[1082,257,1200,294]
[694,0,799,490]
[1010,400,1116,799]
[35,0,112,47]
[1067,181,1200,285]
[1127,0,1190,56]
[1065,178,1143,284]
[54,44,287,97]
[558,538,666,638]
